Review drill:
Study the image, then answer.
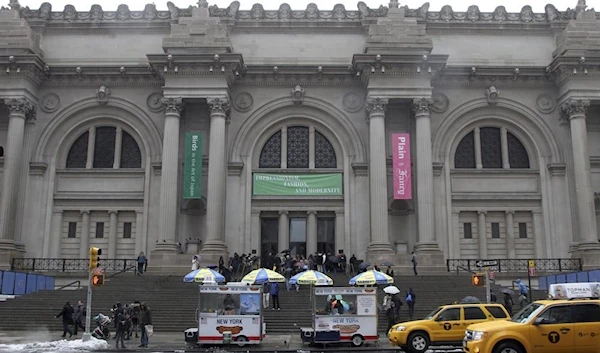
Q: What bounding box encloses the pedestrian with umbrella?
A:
[501,288,515,316]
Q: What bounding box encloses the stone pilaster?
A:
[135,210,144,256]
[278,211,289,255]
[200,98,230,262]
[108,210,118,259]
[0,97,34,268]
[365,98,394,263]
[79,210,91,259]
[412,98,445,264]
[154,98,184,254]
[477,210,488,258]
[505,211,516,259]
[307,211,317,257]
[561,99,600,267]
[13,113,36,247]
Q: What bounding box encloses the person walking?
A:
[384,295,396,332]
[262,282,270,309]
[139,303,152,348]
[406,288,416,320]
[56,301,74,338]
[270,281,281,310]
[503,292,514,316]
[136,252,147,275]
[284,266,293,291]
[73,301,85,335]
[411,251,418,276]
[516,279,529,307]
[131,300,141,338]
[115,307,128,349]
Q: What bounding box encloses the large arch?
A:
[33,97,163,165]
[231,96,366,165]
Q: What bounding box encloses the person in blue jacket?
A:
[270,282,280,310]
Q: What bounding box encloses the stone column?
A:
[505,210,516,259]
[108,210,118,259]
[86,127,96,169]
[309,126,316,169]
[532,210,546,258]
[561,99,600,262]
[49,210,63,258]
[0,98,34,264]
[474,127,483,169]
[364,98,394,262]
[412,99,444,258]
[200,98,230,261]
[477,211,488,258]
[135,210,144,256]
[79,210,91,258]
[335,211,345,254]
[154,98,184,254]
[113,126,122,169]
[281,126,288,169]
[278,211,289,254]
[251,211,261,256]
[500,127,510,169]
[14,115,36,246]
[307,211,317,257]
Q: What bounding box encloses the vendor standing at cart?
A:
[223,294,237,315]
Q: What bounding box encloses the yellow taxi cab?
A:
[388,303,510,353]
[463,282,600,353]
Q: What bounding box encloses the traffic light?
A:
[92,274,104,287]
[89,247,102,270]
[472,274,485,287]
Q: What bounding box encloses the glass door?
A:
[289,218,307,258]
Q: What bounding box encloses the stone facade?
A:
[1,1,600,270]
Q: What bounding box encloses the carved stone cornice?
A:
[560,99,590,120]
[4,97,35,118]
[365,98,387,117]
[207,98,231,117]
[412,98,433,117]
[146,54,243,85]
[161,97,184,116]
[433,66,553,89]
[209,2,388,20]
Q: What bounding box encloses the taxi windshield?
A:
[510,303,544,323]
[425,307,443,320]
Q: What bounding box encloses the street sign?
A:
[476,260,498,268]
[489,271,495,280]
[529,267,536,276]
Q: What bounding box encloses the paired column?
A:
[155,98,184,253]
[365,98,393,260]
[201,98,230,259]
[307,211,317,257]
[135,210,144,256]
[412,99,443,253]
[561,99,600,252]
[108,210,118,259]
[505,211,516,259]
[477,211,487,258]
[14,115,36,245]
[79,210,91,258]
[113,126,123,169]
[0,98,34,256]
[49,210,63,258]
[278,211,289,254]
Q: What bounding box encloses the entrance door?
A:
[261,217,278,257]
[289,218,306,257]
[317,217,335,255]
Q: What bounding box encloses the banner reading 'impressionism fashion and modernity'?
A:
[392,133,412,200]
[253,173,343,196]
[183,132,203,199]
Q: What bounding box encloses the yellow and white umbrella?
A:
[183,268,225,283]
[349,270,394,286]
[241,268,285,284]
[289,270,333,286]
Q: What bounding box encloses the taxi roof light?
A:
[548,282,600,300]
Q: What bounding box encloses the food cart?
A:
[186,283,265,347]
[300,286,379,347]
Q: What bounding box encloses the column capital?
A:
[80,209,91,215]
[207,97,231,117]
[365,97,388,118]
[4,97,36,118]
[108,209,119,215]
[307,210,317,216]
[505,210,515,215]
[477,210,487,216]
[135,209,144,215]
[161,97,184,116]
[412,98,434,117]
[561,99,590,120]
[278,210,289,215]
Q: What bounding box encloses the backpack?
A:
[406,293,413,303]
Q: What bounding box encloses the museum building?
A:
[1,0,600,270]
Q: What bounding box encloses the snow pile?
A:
[0,337,108,353]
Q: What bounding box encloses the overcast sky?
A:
[15,0,596,12]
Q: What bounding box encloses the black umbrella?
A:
[281,249,290,254]
[359,262,371,270]
[328,256,341,264]
[500,288,515,295]
[381,261,393,267]
[206,265,218,269]
[460,296,481,304]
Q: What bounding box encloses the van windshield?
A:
[425,307,443,320]
[510,303,544,324]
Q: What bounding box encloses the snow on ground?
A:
[0,337,108,353]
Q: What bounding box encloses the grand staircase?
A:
[0,272,492,334]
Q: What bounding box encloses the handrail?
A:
[447,258,582,273]
[106,265,138,279]
[57,280,81,290]
[11,258,138,273]
[456,265,477,275]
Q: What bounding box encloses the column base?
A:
[0,239,25,270]
[413,242,446,273]
[568,242,579,253]
[146,252,197,275]
[367,242,395,265]
[573,241,600,270]
[199,240,229,265]
[152,240,181,253]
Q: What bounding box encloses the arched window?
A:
[258,126,337,169]
[454,126,530,169]
[66,126,142,169]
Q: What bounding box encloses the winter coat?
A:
[57,304,74,324]
[140,307,152,326]
[75,305,86,322]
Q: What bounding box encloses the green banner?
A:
[183,132,203,199]
[253,173,343,196]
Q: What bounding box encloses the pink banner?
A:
[392,133,412,200]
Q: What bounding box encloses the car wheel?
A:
[235,336,248,347]
[351,334,364,347]
[493,341,524,353]
[408,332,430,353]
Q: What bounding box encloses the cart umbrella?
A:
[289,270,333,286]
[349,270,394,286]
[241,268,285,284]
[183,268,226,283]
